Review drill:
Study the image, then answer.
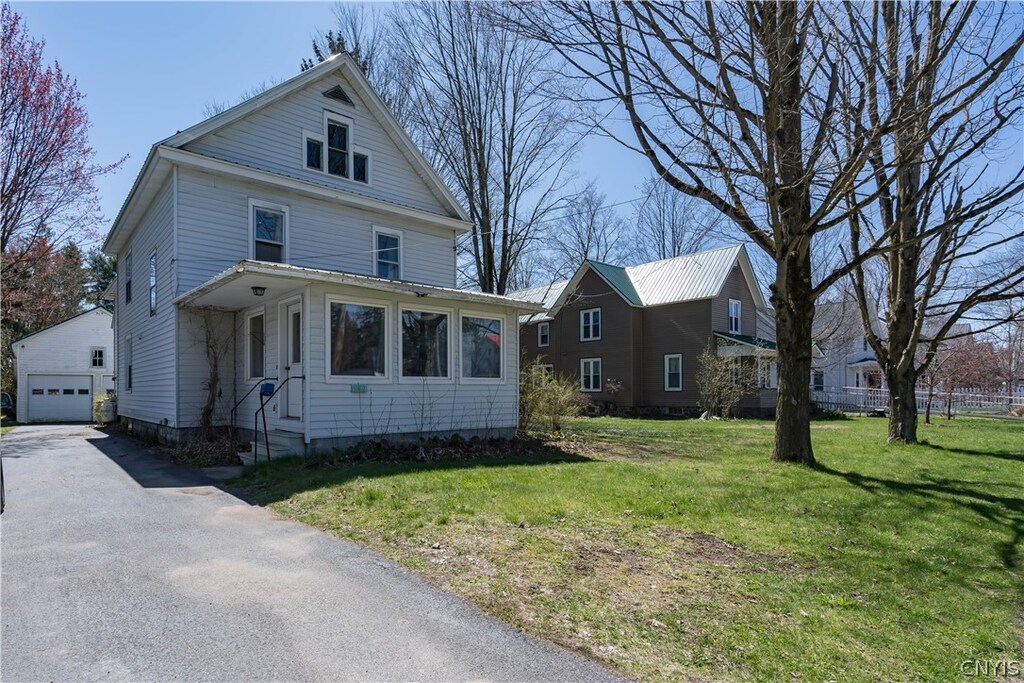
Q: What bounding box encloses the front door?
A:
[285,301,303,419]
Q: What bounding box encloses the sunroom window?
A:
[461,315,502,379]
[401,309,449,378]
[330,301,387,377]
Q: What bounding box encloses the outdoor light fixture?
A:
[251,286,267,297]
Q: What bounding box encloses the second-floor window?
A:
[374,227,401,279]
[729,299,742,334]
[580,308,601,341]
[251,202,287,263]
[149,251,157,316]
[538,322,550,347]
[327,116,349,178]
[91,347,105,368]
[124,251,133,304]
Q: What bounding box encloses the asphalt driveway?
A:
[0,425,620,682]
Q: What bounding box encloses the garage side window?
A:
[91,347,105,368]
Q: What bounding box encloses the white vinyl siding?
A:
[181,71,448,215]
[175,168,456,294]
[115,180,175,423]
[580,358,602,392]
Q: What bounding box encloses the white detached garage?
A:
[12,308,115,423]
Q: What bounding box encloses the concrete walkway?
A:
[0,425,620,682]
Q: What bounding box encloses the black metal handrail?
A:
[253,376,304,464]
[230,377,275,439]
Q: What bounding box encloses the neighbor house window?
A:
[148,251,157,315]
[304,130,324,171]
[124,251,133,304]
[91,347,105,368]
[729,299,742,334]
[664,354,682,391]
[813,369,825,392]
[373,227,401,280]
[326,116,349,178]
[401,309,449,378]
[759,359,778,389]
[247,312,265,379]
[329,300,387,378]
[353,148,370,184]
[580,358,602,392]
[125,337,133,392]
[251,202,287,263]
[580,308,601,341]
[538,322,550,347]
[461,314,502,380]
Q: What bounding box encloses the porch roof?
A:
[715,331,777,355]
[172,260,547,312]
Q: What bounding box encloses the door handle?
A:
[284,366,291,371]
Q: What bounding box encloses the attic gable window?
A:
[326,117,349,178]
[323,85,353,105]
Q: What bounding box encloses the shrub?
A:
[695,345,758,418]
[520,363,590,433]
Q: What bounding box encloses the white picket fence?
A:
[810,386,1024,416]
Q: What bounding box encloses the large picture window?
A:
[401,309,449,378]
[252,203,287,263]
[247,313,265,379]
[580,357,602,392]
[461,315,502,380]
[330,301,387,377]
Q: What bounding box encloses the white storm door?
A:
[285,302,303,419]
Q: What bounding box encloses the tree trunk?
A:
[886,367,918,442]
[771,256,816,465]
[924,384,934,424]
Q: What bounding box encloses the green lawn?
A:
[235,417,1023,681]
[0,424,17,435]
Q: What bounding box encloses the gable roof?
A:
[10,307,112,353]
[511,244,765,318]
[103,53,470,255]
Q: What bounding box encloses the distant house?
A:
[512,244,780,416]
[100,54,539,455]
[11,308,115,423]
[810,299,885,392]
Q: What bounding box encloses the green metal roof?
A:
[587,260,643,306]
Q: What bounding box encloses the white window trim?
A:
[580,307,602,341]
[324,293,392,384]
[302,128,325,172]
[537,363,554,374]
[90,347,106,369]
[248,199,290,263]
[245,307,267,381]
[352,146,372,186]
[323,110,355,179]
[580,357,602,393]
[729,298,742,334]
[664,353,682,392]
[399,305,454,384]
[372,225,403,280]
[459,310,505,384]
[538,321,550,347]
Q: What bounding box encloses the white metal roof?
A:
[624,244,747,306]
[506,280,569,323]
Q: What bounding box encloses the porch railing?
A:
[810,386,1024,416]
[253,376,304,464]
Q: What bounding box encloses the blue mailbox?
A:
[260,382,275,397]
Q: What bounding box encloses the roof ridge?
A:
[624,243,742,273]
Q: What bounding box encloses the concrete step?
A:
[246,430,305,464]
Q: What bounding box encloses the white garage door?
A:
[27,374,93,422]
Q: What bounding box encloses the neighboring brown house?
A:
[512,244,779,416]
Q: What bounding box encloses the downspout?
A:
[303,284,311,448]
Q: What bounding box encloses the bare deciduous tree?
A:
[633,175,717,262]
[392,1,573,294]
[503,2,923,463]
[838,1,1024,443]
[545,182,629,278]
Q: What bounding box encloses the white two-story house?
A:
[102,54,539,454]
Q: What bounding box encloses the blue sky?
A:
[13,1,652,252]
